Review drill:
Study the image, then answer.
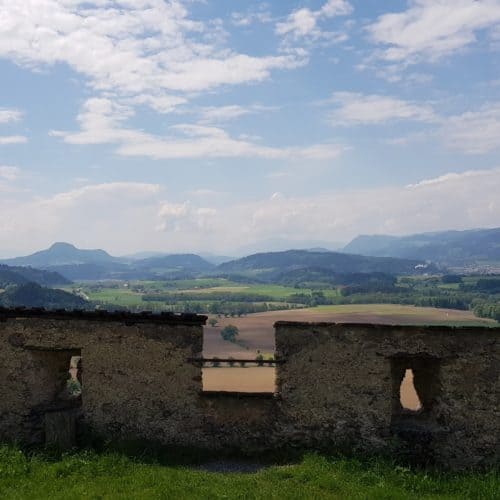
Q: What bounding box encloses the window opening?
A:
[201,317,276,394]
[391,356,440,419]
[400,368,422,411]
[67,356,82,398]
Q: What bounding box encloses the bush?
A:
[220,325,239,343]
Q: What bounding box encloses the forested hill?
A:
[217,250,435,281]
[0,283,88,309]
[343,227,500,265]
[0,265,70,287]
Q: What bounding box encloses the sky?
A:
[0,0,499,257]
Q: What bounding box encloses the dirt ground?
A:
[202,304,492,397]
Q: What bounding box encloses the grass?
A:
[0,447,498,499]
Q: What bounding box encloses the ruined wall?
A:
[275,322,499,469]
[0,309,205,448]
[1,309,498,469]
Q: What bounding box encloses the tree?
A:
[208,318,218,327]
[256,353,265,367]
[220,324,239,343]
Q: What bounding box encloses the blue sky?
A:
[0,0,499,256]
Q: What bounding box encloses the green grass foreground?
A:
[0,447,498,499]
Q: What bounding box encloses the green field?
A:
[63,280,339,308]
[59,276,499,324]
[0,447,498,500]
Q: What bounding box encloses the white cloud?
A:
[0,135,28,145]
[3,168,499,255]
[328,92,436,126]
[198,104,276,123]
[276,0,352,43]
[0,165,21,181]
[0,108,23,124]
[368,0,500,65]
[231,5,273,27]
[51,97,345,161]
[0,0,305,112]
[156,201,217,232]
[0,182,165,254]
[441,103,500,154]
[0,165,23,194]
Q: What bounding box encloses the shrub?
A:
[220,325,239,343]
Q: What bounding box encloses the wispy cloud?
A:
[0,135,28,145]
[0,108,23,124]
[51,98,345,161]
[368,0,500,66]
[198,104,277,123]
[276,0,353,44]
[231,5,273,27]
[440,102,500,154]
[328,92,437,126]
[0,165,21,181]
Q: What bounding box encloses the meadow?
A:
[0,447,498,500]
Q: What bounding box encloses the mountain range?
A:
[0,243,216,281]
[2,227,499,283]
[343,227,500,267]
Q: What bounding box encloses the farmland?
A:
[202,304,495,392]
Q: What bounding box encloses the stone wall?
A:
[0,308,498,469]
[275,322,499,469]
[0,309,205,448]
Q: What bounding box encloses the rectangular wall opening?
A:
[26,348,82,447]
[201,318,276,394]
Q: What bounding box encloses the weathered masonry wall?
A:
[0,308,498,470]
[275,322,499,470]
[0,309,206,449]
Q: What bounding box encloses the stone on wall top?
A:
[273,320,499,334]
[0,306,207,326]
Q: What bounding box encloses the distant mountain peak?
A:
[49,242,78,250]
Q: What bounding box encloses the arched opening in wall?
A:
[391,356,440,422]
[400,368,422,411]
[201,317,276,394]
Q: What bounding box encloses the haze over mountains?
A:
[0,242,431,283]
[343,228,500,267]
[1,227,498,283]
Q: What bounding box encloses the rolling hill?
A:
[217,250,436,282]
[343,227,500,266]
[134,254,214,273]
